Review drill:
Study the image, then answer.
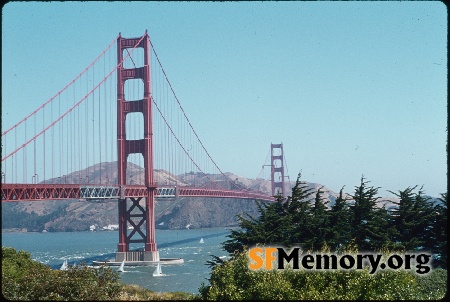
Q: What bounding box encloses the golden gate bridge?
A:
[1,31,288,263]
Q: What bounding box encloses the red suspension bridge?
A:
[1,31,287,263]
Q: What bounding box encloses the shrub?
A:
[2,246,123,300]
[415,268,448,299]
[199,249,447,300]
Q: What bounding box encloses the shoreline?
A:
[2,228,28,233]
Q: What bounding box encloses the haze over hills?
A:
[1,161,406,232]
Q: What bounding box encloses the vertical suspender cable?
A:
[171,91,175,183]
[158,53,161,176]
[69,84,72,181]
[92,63,95,184]
[67,85,70,182]
[109,46,114,184]
[103,51,107,184]
[66,88,69,182]
[23,120,26,183]
[59,93,62,182]
[3,134,6,182]
[77,79,81,182]
[2,133,5,182]
[99,61,102,184]
[14,128,16,183]
[109,45,114,183]
[86,69,89,183]
[43,111,46,183]
[165,76,168,182]
[106,46,110,183]
[33,113,36,183]
[51,96,54,183]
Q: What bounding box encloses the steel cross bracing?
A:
[1,31,281,205]
[1,184,274,202]
[1,31,284,263]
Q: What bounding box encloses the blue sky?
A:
[2,1,447,197]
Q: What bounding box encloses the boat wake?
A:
[153,263,164,277]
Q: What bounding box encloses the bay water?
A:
[1,227,233,294]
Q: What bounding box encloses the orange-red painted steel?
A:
[116,32,157,253]
[1,184,276,202]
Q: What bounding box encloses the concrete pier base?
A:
[114,251,160,262]
[93,257,184,266]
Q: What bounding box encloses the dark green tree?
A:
[388,186,436,252]
[328,186,352,250]
[389,186,421,251]
[414,188,437,252]
[222,196,290,254]
[349,176,385,250]
[304,187,330,250]
[367,205,393,250]
[283,173,315,248]
[222,173,316,254]
[432,193,447,268]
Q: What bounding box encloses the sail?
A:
[60,259,68,271]
[118,260,125,272]
[153,263,163,277]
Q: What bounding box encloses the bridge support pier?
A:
[115,251,159,262]
[116,31,159,262]
[115,195,160,262]
[271,143,285,198]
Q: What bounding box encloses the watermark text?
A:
[248,247,432,274]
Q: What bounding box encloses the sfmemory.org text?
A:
[248,247,432,274]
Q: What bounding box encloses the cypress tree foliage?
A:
[366,205,392,250]
[388,186,436,252]
[432,193,447,268]
[222,174,443,257]
[305,187,330,250]
[256,193,296,247]
[328,186,352,250]
[285,173,316,248]
[413,188,437,252]
[222,197,286,254]
[349,176,383,251]
[222,173,316,254]
[389,186,421,251]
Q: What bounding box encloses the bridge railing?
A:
[1,184,274,202]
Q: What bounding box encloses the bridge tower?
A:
[116,31,159,262]
[271,143,285,198]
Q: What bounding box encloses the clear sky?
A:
[2,1,447,197]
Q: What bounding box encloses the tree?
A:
[431,192,447,268]
[283,173,316,248]
[388,186,436,253]
[222,196,290,253]
[389,186,421,251]
[222,173,316,253]
[328,186,352,250]
[349,176,386,250]
[414,188,438,252]
[366,205,392,250]
[305,187,330,250]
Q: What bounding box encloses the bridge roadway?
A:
[0,184,275,202]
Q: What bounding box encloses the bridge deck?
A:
[1,184,274,202]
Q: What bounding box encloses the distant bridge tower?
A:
[116,31,159,262]
[271,143,285,198]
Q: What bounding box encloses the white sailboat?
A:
[199,238,204,244]
[60,259,68,271]
[153,263,163,277]
[117,260,125,272]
